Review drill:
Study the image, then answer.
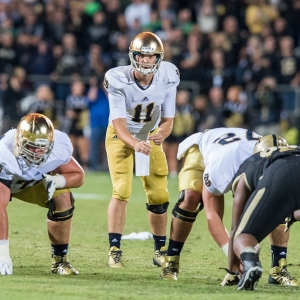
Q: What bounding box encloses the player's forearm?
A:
[158,118,174,140]
[60,172,84,188]
[207,217,230,247]
[112,119,139,148]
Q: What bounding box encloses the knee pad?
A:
[47,193,75,222]
[172,190,203,223]
[146,202,169,214]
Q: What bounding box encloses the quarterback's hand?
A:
[42,174,66,200]
[284,214,296,233]
[0,256,13,275]
[134,140,151,155]
[148,133,163,145]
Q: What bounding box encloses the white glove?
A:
[0,241,13,275]
[42,174,66,200]
[0,256,13,275]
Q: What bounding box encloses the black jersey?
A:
[232,146,300,194]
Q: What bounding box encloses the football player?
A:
[0,113,84,275]
[160,130,299,286]
[103,32,180,267]
[229,143,300,290]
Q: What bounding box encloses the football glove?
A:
[0,256,13,275]
[42,174,66,200]
[284,214,296,233]
[219,268,240,286]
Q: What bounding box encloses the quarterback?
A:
[0,113,84,275]
[103,31,180,268]
[160,129,299,287]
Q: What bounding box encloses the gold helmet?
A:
[129,32,164,75]
[16,113,54,167]
[253,134,288,154]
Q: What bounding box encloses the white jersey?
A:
[104,61,180,141]
[177,128,261,195]
[0,129,73,194]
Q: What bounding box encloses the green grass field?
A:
[3,171,300,299]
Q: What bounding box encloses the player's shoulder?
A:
[0,129,16,143]
[52,130,73,158]
[104,65,132,91]
[158,61,180,84]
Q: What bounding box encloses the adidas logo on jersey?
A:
[112,135,118,140]
[141,97,149,102]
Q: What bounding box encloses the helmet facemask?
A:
[18,138,54,167]
[129,51,164,75]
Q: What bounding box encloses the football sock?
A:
[271,245,287,267]
[153,234,166,251]
[167,239,184,256]
[109,233,122,249]
[51,244,68,257]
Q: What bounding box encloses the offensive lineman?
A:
[103,32,180,267]
[0,113,84,275]
[160,129,299,287]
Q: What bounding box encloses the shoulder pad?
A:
[53,130,73,159]
[104,67,132,92]
[159,62,180,84]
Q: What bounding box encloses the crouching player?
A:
[0,113,84,275]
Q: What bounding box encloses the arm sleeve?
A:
[108,90,127,120]
[161,87,176,118]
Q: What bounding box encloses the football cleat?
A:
[51,255,79,275]
[237,252,262,290]
[108,246,124,268]
[268,258,300,286]
[160,255,179,280]
[153,246,167,267]
[219,268,240,286]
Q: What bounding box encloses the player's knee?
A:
[148,188,169,204]
[115,183,131,201]
[172,190,203,223]
[146,202,169,214]
[180,189,202,210]
[47,192,75,222]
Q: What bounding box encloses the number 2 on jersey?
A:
[132,103,154,123]
[214,131,260,145]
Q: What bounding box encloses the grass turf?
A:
[3,171,300,299]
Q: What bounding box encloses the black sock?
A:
[153,234,166,251]
[51,244,68,257]
[167,239,184,256]
[271,245,287,267]
[109,233,122,249]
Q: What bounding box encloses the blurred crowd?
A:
[0,0,300,173]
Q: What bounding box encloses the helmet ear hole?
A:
[253,134,288,154]
[129,32,164,75]
[16,113,54,167]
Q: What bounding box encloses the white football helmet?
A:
[129,32,164,75]
[16,113,54,167]
[253,134,288,154]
